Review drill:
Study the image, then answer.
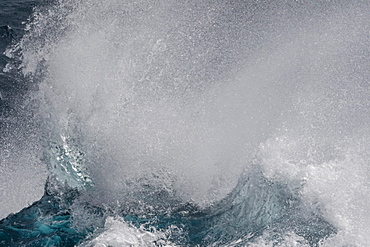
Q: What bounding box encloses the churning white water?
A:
[2,0,370,245]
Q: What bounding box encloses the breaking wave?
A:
[2,0,370,246]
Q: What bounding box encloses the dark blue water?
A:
[1,0,370,246]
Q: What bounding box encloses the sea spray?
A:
[11,0,292,205]
[2,0,370,246]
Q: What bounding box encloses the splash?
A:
[2,0,370,246]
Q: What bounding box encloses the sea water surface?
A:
[1,0,370,246]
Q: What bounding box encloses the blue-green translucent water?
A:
[0,165,336,246]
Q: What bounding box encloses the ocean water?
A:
[1,0,370,246]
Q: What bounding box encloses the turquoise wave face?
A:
[0,190,87,246]
[0,164,336,246]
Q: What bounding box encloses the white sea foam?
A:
[246,231,310,247]
[258,116,370,246]
[80,217,175,247]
